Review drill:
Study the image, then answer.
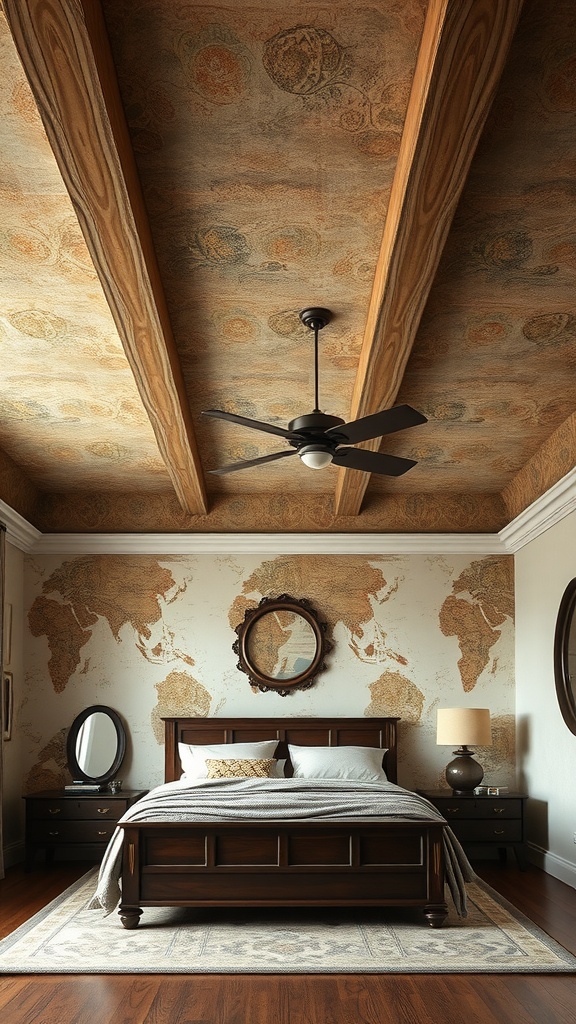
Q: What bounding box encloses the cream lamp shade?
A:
[436,708,492,747]
[436,708,492,793]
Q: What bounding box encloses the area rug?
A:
[1,869,575,974]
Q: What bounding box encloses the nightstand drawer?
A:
[451,820,523,843]
[29,820,117,844]
[435,799,522,820]
[27,798,129,821]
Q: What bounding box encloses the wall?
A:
[2,540,24,866]
[515,509,576,886]
[17,551,515,816]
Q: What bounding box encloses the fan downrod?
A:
[299,307,332,331]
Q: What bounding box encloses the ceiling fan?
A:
[202,308,427,476]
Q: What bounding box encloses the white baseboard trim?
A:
[2,839,25,870]
[527,841,576,889]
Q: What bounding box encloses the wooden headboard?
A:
[163,717,398,785]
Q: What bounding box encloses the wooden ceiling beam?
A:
[3,0,208,515]
[334,0,524,517]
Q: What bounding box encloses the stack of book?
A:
[64,782,104,792]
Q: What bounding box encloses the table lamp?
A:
[436,707,492,793]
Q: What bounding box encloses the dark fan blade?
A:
[325,405,427,445]
[202,409,294,439]
[332,446,416,477]
[209,449,297,475]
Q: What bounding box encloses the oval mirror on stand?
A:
[553,579,576,736]
[66,705,126,784]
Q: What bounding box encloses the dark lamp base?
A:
[445,747,484,794]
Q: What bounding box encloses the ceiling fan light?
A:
[299,445,333,470]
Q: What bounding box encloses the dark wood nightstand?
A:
[418,790,528,870]
[24,789,147,869]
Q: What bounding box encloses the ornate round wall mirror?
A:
[233,594,332,695]
[553,579,576,736]
[66,705,126,783]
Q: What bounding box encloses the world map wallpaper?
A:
[20,551,515,794]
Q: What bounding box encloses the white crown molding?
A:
[4,470,576,555]
[29,531,506,555]
[499,467,576,552]
[0,500,42,552]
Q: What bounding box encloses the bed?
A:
[96,717,468,929]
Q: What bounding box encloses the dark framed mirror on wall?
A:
[553,578,576,736]
[233,594,332,696]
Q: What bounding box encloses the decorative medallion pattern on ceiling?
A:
[1,0,575,534]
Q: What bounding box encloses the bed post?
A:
[423,823,448,928]
[164,718,178,783]
[119,825,143,929]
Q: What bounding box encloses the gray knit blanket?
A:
[88,778,473,916]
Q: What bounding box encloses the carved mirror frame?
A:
[233,594,332,696]
[554,578,576,736]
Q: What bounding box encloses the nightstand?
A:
[418,790,528,870]
[24,789,147,869]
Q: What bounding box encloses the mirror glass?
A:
[233,594,332,695]
[246,609,318,680]
[76,711,118,777]
[554,579,576,736]
[66,705,126,783]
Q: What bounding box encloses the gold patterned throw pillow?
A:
[205,758,276,779]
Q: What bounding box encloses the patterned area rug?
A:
[1,869,575,974]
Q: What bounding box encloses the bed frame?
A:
[118,717,448,928]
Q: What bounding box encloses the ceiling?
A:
[1,0,576,536]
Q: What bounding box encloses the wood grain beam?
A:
[3,0,208,515]
[334,0,524,517]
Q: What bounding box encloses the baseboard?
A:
[528,841,576,889]
[2,839,25,870]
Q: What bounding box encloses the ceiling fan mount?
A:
[202,306,427,476]
[299,306,332,332]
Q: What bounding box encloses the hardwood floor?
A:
[0,859,575,1024]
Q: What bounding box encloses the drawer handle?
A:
[48,830,60,836]
[447,807,460,813]
[48,808,62,815]
[97,808,111,815]
[493,828,505,836]
[493,807,505,814]
[97,830,110,836]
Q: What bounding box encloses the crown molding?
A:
[499,467,576,552]
[29,531,505,555]
[4,470,576,555]
[0,500,42,552]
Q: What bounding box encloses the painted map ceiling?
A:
[1,0,576,534]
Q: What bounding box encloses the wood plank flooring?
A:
[0,859,575,1024]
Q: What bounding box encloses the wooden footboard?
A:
[118,818,448,928]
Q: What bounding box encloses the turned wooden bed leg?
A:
[119,907,142,929]
[424,903,448,927]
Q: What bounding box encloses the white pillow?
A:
[288,744,388,781]
[179,740,279,779]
